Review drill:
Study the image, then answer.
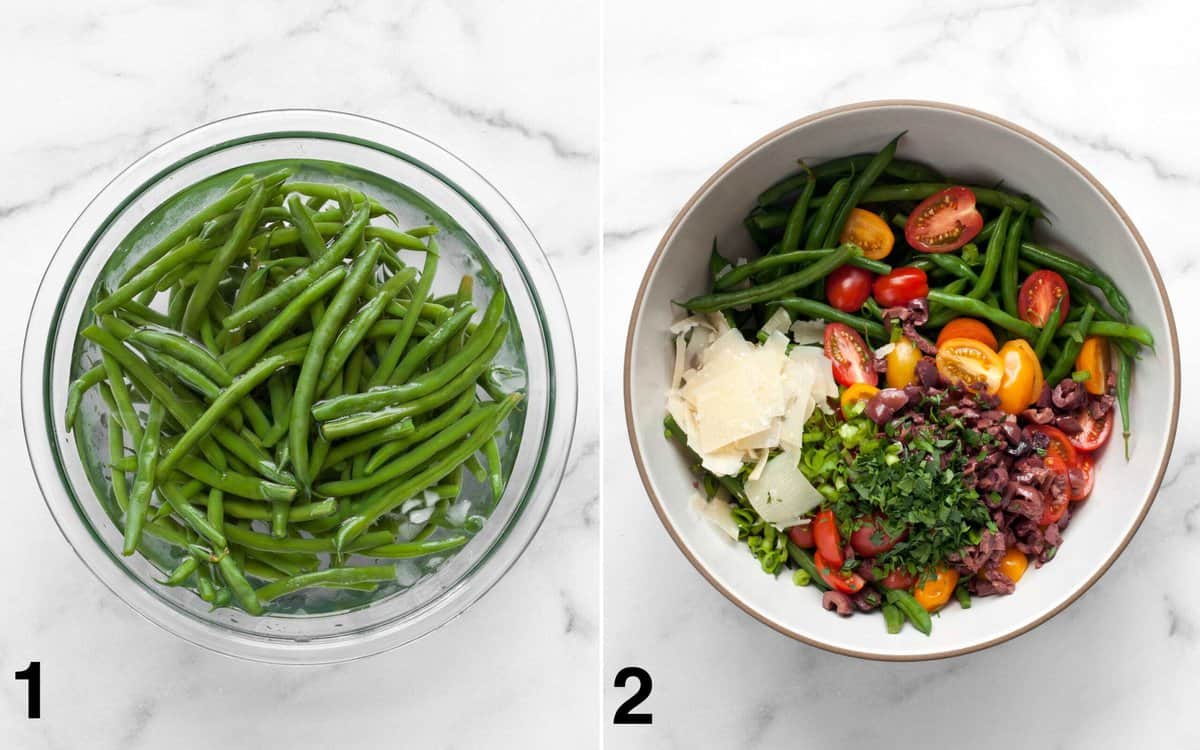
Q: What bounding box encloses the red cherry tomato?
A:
[1068,409,1113,452]
[823,323,877,387]
[812,509,844,567]
[787,524,815,549]
[881,568,918,590]
[1029,425,1078,467]
[849,514,908,556]
[1019,270,1071,327]
[813,550,865,594]
[904,186,984,253]
[1040,456,1070,525]
[1069,454,1094,502]
[873,267,929,307]
[825,265,874,312]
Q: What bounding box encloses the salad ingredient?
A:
[873,267,928,307]
[970,206,1011,300]
[997,339,1043,415]
[935,337,1004,394]
[840,383,879,418]
[1031,425,1079,466]
[820,134,900,249]
[884,336,921,389]
[926,289,1040,340]
[997,549,1029,583]
[1000,209,1028,318]
[1075,336,1111,396]
[936,318,996,350]
[813,550,865,594]
[1070,455,1095,501]
[883,587,933,635]
[824,323,877,387]
[681,244,859,313]
[825,264,874,312]
[1116,349,1133,458]
[812,510,844,566]
[838,208,894,260]
[1068,407,1113,452]
[788,524,815,548]
[913,566,959,612]
[745,452,825,527]
[904,186,983,253]
[1039,457,1071,525]
[849,514,907,556]
[780,168,817,253]
[1019,269,1071,327]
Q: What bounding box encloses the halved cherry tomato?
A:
[997,339,1043,415]
[1040,456,1070,525]
[812,509,844,567]
[1069,454,1094,501]
[913,566,960,612]
[935,337,1003,394]
[813,550,866,594]
[873,267,929,307]
[787,524,815,548]
[1019,270,1070,327]
[997,548,1029,583]
[839,208,895,260]
[936,318,997,351]
[823,323,877,387]
[904,186,984,253]
[885,336,921,389]
[1030,425,1078,466]
[849,514,908,556]
[1068,408,1112,452]
[825,265,874,312]
[840,383,879,419]
[1074,336,1111,396]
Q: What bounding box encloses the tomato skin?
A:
[787,524,815,548]
[839,208,894,261]
[873,267,929,307]
[905,187,984,253]
[935,337,1004,394]
[881,568,918,590]
[840,383,879,419]
[1068,409,1113,452]
[849,514,908,556]
[936,318,997,351]
[1019,270,1071,327]
[823,323,877,387]
[825,265,874,312]
[812,509,844,566]
[913,567,960,612]
[813,550,866,594]
[1030,425,1078,466]
[1040,456,1070,525]
[885,336,922,389]
[997,339,1043,415]
[1075,336,1111,396]
[997,548,1029,583]
[1069,453,1094,501]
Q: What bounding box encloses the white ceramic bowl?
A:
[624,101,1180,660]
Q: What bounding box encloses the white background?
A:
[605,1,1199,748]
[0,1,599,747]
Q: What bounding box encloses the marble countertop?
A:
[604,0,1199,748]
[0,1,598,747]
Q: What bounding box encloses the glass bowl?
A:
[21,109,577,664]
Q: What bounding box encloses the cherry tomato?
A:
[840,383,879,419]
[1070,453,1094,501]
[825,265,874,312]
[838,208,895,260]
[913,566,960,612]
[812,509,844,566]
[997,339,1043,415]
[1019,270,1070,327]
[885,336,921,389]
[1030,425,1078,466]
[849,514,908,556]
[1040,456,1070,525]
[787,524,815,548]
[935,337,1004,394]
[904,186,984,253]
[997,548,1029,583]
[881,568,918,590]
[873,267,929,307]
[813,550,866,594]
[1068,408,1113,452]
[823,323,877,387]
[1074,336,1111,396]
[936,318,997,351]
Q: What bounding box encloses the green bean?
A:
[805,177,850,250]
[160,483,227,549]
[255,566,397,604]
[785,542,830,592]
[117,299,174,328]
[96,236,218,315]
[65,364,106,432]
[683,245,858,313]
[194,496,334,522]
[205,547,262,616]
[123,400,165,555]
[882,603,904,634]
[280,182,392,219]
[954,583,972,610]
[772,298,888,341]
[1047,305,1095,384]
[357,391,477,472]
[388,303,477,385]
[969,206,1011,299]
[223,523,391,555]
[128,325,231,386]
[883,587,932,635]
[363,536,470,559]
[364,226,430,252]
[821,134,900,249]
[925,289,1039,340]
[1034,298,1064,359]
[780,168,816,253]
[757,156,942,207]
[1117,348,1133,460]
[370,240,440,387]
[856,182,1042,218]
[172,455,295,502]
[315,269,417,394]
[714,249,889,291]
[1018,241,1130,320]
[484,437,504,502]
[156,556,199,587]
[182,184,269,334]
[1057,320,1153,348]
[1000,208,1027,317]
[919,253,978,283]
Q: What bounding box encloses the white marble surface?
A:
[604,1,1199,747]
[0,1,598,747]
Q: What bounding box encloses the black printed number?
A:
[612,666,652,725]
[15,662,40,719]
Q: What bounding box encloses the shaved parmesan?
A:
[690,490,740,540]
[790,319,826,346]
[745,451,824,529]
[760,308,793,338]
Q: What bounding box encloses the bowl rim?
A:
[622,98,1181,661]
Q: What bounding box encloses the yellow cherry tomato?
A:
[997,548,1028,584]
[838,208,894,260]
[886,336,921,389]
[840,383,880,418]
[934,337,1004,395]
[913,566,960,613]
[1074,336,1111,396]
[996,339,1043,415]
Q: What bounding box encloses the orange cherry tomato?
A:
[934,337,1003,394]
[913,566,960,612]
[1040,456,1070,525]
[812,510,844,567]
[885,336,922,389]
[997,339,1043,415]
[840,383,880,418]
[1074,336,1111,396]
[936,318,997,351]
[1069,454,1094,501]
[813,550,866,594]
[997,548,1029,583]
[839,208,894,260]
[1029,425,1078,466]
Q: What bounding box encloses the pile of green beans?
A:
[67,169,518,614]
